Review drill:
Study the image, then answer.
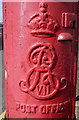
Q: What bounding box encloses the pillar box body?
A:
[3,2,78,119]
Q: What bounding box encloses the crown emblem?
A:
[27,2,60,38]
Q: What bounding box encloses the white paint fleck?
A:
[5,69,8,80]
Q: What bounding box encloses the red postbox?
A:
[3,2,79,119]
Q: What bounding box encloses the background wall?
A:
[0,0,2,23]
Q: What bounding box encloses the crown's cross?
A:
[39,2,48,21]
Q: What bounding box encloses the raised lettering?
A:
[40,105,46,114]
[20,104,26,113]
[37,85,50,96]
[16,103,20,111]
[16,101,69,114]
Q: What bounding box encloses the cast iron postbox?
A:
[3,1,79,119]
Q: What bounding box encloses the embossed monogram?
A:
[27,2,60,38]
[19,43,67,100]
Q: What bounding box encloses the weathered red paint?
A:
[3,2,79,119]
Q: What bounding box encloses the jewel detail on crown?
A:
[27,2,60,38]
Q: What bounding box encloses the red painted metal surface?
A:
[3,2,79,119]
